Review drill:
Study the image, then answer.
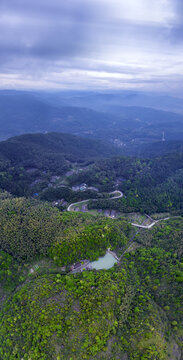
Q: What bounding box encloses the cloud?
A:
[0,1,95,61]
[0,0,183,93]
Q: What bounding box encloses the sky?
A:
[1,0,183,93]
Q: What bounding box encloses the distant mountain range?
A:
[0,91,122,141]
[0,90,183,154]
[61,90,183,114]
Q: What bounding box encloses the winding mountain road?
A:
[67,190,123,212]
[67,191,175,231]
[131,217,170,229]
[67,191,179,270]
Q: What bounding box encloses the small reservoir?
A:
[90,252,117,270]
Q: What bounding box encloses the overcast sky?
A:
[1,0,183,93]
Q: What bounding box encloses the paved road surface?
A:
[131,217,170,229]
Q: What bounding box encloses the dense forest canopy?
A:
[0,132,120,196]
[0,193,182,359]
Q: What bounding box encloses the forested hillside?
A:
[0,132,182,360]
[0,194,182,359]
[0,121,182,360]
[67,151,183,214]
[0,132,182,214]
[123,140,183,158]
[0,132,120,196]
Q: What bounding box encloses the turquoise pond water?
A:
[90,252,117,270]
